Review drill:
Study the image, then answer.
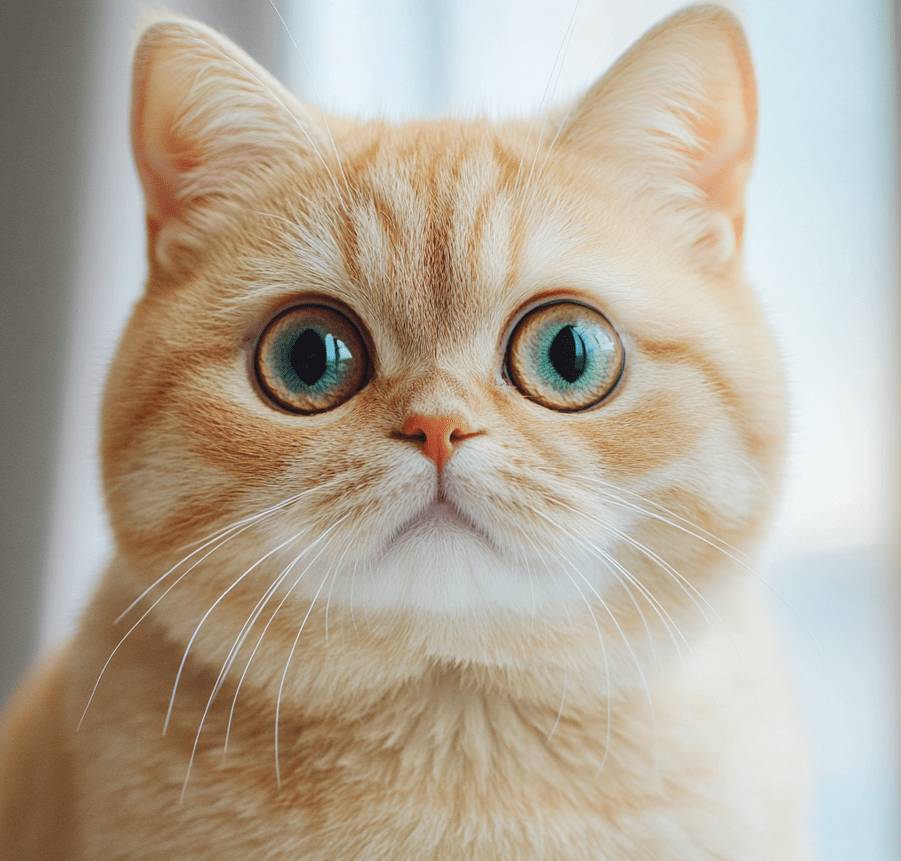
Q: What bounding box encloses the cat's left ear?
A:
[559,4,756,263]
[130,14,331,275]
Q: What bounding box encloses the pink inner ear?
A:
[557,6,758,263]
[133,57,193,236]
[689,38,756,227]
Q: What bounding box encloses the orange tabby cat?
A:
[0,5,809,859]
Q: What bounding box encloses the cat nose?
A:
[398,414,479,473]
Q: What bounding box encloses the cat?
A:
[0,4,809,859]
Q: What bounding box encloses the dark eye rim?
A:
[251,299,373,415]
[502,296,626,412]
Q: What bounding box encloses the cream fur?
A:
[0,6,809,859]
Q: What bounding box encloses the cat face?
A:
[104,8,784,658]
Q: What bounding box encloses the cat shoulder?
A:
[0,649,76,860]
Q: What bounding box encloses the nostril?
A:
[395,414,479,472]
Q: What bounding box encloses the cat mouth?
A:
[383,501,495,554]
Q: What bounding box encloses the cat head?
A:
[103,5,784,668]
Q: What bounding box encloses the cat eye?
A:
[506,301,624,411]
[255,305,368,413]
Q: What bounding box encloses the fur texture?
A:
[0,6,808,859]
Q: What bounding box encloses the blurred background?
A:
[1,0,898,857]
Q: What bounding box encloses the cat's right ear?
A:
[558,4,756,266]
[131,15,330,275]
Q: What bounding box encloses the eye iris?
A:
[506,300,623,411]
[291,328,327,386]
[256,305,367,414]
[549,325,586,383]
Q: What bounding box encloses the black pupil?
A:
[291,328,328,386]
[549,325,587,383]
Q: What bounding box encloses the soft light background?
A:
[1,1,898,859]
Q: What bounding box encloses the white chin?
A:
[318,502,585,616]
[370,502,505,613]
[269,502,612,618]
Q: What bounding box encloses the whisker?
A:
[191,528,317,718]
[116,527,252,627]
[220,545,312,760]
[265,0,351,196]
[182,515,353,799]
[164,527,316,735]
[348,554,360,634]
[531,490,705,681]
[558,491,718,631]
[324,535,354,642]
[550,541,657,775]
[120,480,346,628]
[545,668,567,744]
[598,556,658,667]
[531,478,757,668]
[78,517,266,731]
[204,42,345,201]
[520,497,701,769]
[516,527,559,624]
[604,521,743,658]
[571,479,833,676]
[222,513,353,758]
[556,555,612,774]
[515,0,582,221]
[180,557,298,801]
[526,92,580,207]
[553,469,754,562]
[274,555,340,788]
[585,538,691,669]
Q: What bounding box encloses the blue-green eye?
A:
[255,305,368,413]
[506,301,624,411]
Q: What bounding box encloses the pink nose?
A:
[400,414,477,473]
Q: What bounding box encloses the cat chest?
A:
[74,674,736,861]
